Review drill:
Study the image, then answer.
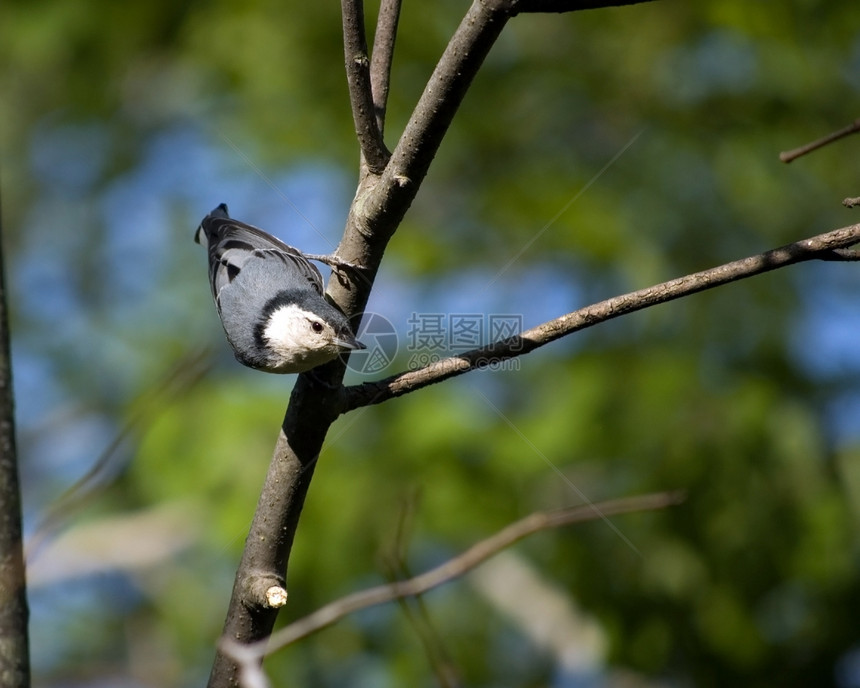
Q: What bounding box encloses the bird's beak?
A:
[335,332,366,351]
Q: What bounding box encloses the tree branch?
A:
[0,192,30,686]
[210,4,526,684]
[212,3,662,684]
[780,117,860,163]
[223,490,683,680]
[342,0,391,172]
[207,374,346,688]
[333,0,512,264]
[500,0,658,13]
[342,222,860,412]
[370,0,402,136]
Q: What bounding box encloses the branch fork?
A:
[206,2,856,686]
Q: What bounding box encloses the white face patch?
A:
[262,304,340,372]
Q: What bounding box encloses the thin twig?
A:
[370,0,402,136]
[342,0,391,172]
[342,222,860,412]
[780,118,860,163]
[223,490,683,674]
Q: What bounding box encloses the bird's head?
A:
[255,294,365,373]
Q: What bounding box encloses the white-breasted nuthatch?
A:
[195,203,365,373]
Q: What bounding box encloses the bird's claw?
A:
[303,253,366,275]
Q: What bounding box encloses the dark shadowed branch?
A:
[342,222,860,412]
[501,0,657,13]
[223,490,684,686]
[0,193,30,687]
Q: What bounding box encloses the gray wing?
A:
[196,205,325,305]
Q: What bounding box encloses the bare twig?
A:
[370,0,402,136]
[342,222,860,412]
[223,490,683,678]
[342,0,391,172]
[780,118,860,163]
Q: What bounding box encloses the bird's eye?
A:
[311,321,324,333]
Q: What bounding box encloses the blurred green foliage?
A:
[5,0,860,686]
